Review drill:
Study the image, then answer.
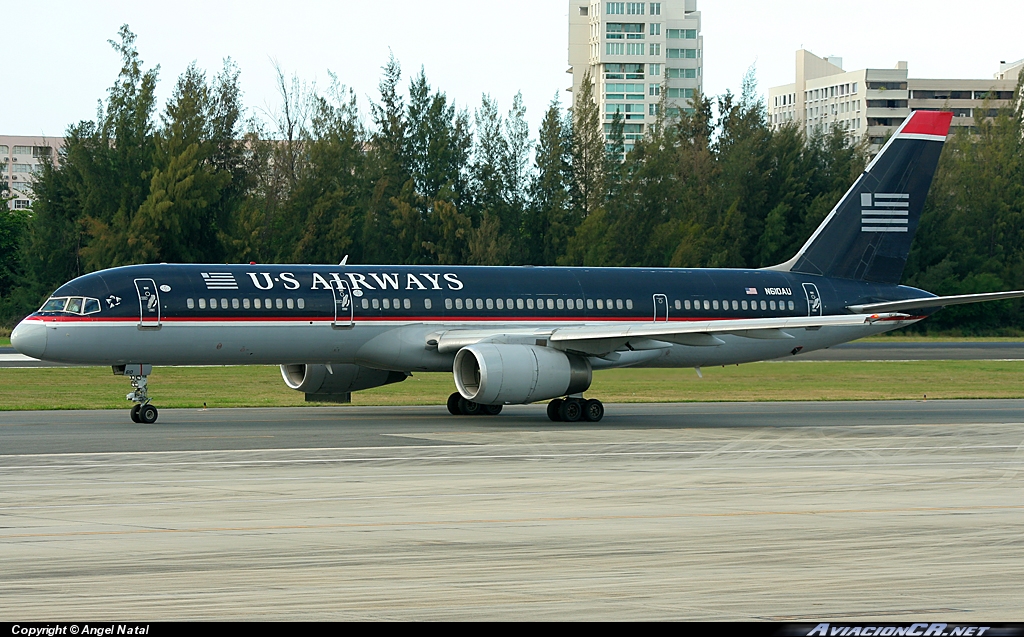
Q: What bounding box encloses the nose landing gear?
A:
[116,364,159,424]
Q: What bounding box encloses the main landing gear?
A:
[547,397,604,422]
[447,393,503,416]
[117,364,159,424]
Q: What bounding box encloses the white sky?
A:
[5,0,1022,139]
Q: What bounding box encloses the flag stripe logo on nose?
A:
[861,193,910,232]
[201,273,239,290]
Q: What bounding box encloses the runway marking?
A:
[4,503,1023,540]
[0,445,1020,472]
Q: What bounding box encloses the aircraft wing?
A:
[846,290,1024,314]
[433,313,907,356]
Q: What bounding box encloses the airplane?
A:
[10,110,1024,424]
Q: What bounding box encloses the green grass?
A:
[858,335,1024,342]
[0,338,9,347]
[1,360,1022,411]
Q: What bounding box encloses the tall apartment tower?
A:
[568,1,702,154]
[1,135,63,210]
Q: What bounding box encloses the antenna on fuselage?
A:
[339,255,349,266]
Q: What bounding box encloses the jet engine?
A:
[453,344,592,405]
[280,364,407,400]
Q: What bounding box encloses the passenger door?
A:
[802,283,822,317]
[653,294,669,322]
[134,279,161,327]
[333,278,354,329]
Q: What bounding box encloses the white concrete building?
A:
[769,51,1022,154]
[1,135,63,210]
[569,1,703,154]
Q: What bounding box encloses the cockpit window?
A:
[41,298,68,312]
[39,296,102,315]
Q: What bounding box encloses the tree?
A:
[570,70,604,218]
[526,95,574,265]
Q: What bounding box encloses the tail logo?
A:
[861,193,909,233]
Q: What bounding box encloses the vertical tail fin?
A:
[772,111,953,284]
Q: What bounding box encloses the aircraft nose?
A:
[11,320,47,359]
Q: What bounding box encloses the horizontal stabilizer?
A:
[847,290,1024,314]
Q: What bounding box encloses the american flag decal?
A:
[745,287,758,295]
[201,272,239,290]
[861,193,909,233]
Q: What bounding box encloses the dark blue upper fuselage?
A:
[39,264,935,323]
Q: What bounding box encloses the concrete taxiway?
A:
[1,401,1023,620]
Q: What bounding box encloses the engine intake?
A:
[281,364,407,401]
[453,344,592,405]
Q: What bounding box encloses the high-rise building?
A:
[769,50,1022,153]
[568,1,703,154]
[1,135,63,210]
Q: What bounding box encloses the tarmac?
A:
[1,401,1023,620]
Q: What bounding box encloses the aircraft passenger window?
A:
[444,299,452,310]
[298,299,305,309]
[626,299,633,310]
[517,298,524,310]
[674,300,681,310]
[557,298,564,310]
[684,300,691,310]
[393,298,400,309]
[275,299,283,309]
[383,299,390,309]
[199,299,207,309]
[404,299,411,309]
[703,300,710,310]
[576,298,583,309]
[372,298,380,309]
[265,298,272,309]
[210,299,218,309]
[243,298,251,309]
[456,299,463,309]
[597,299,604,309]
[232,298,240,309]
[66,298,83,313]
[187,299,195,309]
[760,301,767,310]
[616,299,623,310]
[253,298,261,309]
[84,299,100,314]
[425,299,433,310]
[587,299,594,309]
[221,298,229,309]
[731,300,738,310]
[496,299,504,309]
[40,298,67,312]
[361,299,369,309]
[486,298,494,310]
[527,299,535,310]
[476,298,483,309]
[566,299,573,310]
[712,300,719,310]
[547,299,555,310]
[741,300,748,310]
[287,298,295,310]
[770,301,776,311]
[788,301,795,311]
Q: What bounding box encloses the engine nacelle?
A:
[453,344,592,405]
[280,364,408,397]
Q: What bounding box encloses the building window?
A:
[649,23,661,36]
[13,199,31,209]
[667,29,698,39]
[668,68,697,79]
[579,5,589,15]
[606,2,624,14]
[626,43,645,55]
[12,146,32,155]
[667,48,698,59]
[649,43,661,56]
[648,63,661,76]
[626,2,644,14]
[606,42,625,55]
[649,2,661,15]
[668,88,695,99]
[649,83,661,96]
